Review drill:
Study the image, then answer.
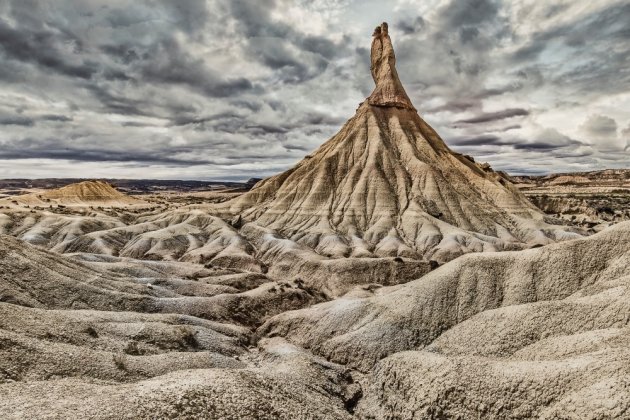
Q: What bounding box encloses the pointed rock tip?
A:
[368,22,415,111]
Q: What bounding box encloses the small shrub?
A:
[85,326,99,338]
[124,341,142,355]
[177,326,199,349]
[113,353,127,370]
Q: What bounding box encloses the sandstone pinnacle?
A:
[368,22,415,110]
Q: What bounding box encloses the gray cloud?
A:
[0,18,98,80]
[455,108,530,124]
[510,2,630,97]
[449,134,514,147]
[227,0,348,84]
[137,38,256,97]
[397,16,425,35]
[580,114,624,152]
[40,115,73,122]
[513,142,566,151]
[0,115,34,126]
[581,115,618,137]
[439,0,500,27]
[0,0,628,179]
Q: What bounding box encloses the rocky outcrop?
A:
[218,23,580,263]
[368,22,415,110]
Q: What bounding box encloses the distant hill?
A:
[511,169,630,187]
[0,178,252,198]
[5,180,147,207]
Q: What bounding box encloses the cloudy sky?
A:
[0,0,628,180]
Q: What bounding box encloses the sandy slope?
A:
[0,234,357,418]
[259,222,630,418]
[260,222,630,368]
[1,221,627,419]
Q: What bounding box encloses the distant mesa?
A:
[548,175,592,185]
[5,180,145,207]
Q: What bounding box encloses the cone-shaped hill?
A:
[8,180,145,207]
[220,22,580,262]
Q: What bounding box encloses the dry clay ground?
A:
[0,201,628,418]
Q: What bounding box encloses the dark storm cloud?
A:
[427,99,478,113]
[397,16,425,35]
[297,113,347,127]
[392,0,512,115]
[0,115,34,126]
[455,108,530,124]
[227,0,349,83]
[513,3,630,62]
[0,19,98,80]
[439,0,499,27]
[171,111,244,127]
[0,145,205,165]
[514,128,583,151]
[83,83,150,117]
[137,38,256,97]
[0,136,283,166]
[0,114,73,126]
[449,134,500,146]
[100,41,255,100]
[40,115,73,122]
[510,2,630,96]
[513,142,565,151]
[448,134,518,147]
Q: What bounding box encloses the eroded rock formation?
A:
[219,22,580,263]
[368,22,415,110]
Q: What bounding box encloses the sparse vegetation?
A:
[123,341,142,355]
[112,353,127,370]
[84,326,99,338]
[176,326,199,349]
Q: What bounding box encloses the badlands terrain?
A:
[1,23,629,419]
[513,169,630,229]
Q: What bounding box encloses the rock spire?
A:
[368,22,415,110]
